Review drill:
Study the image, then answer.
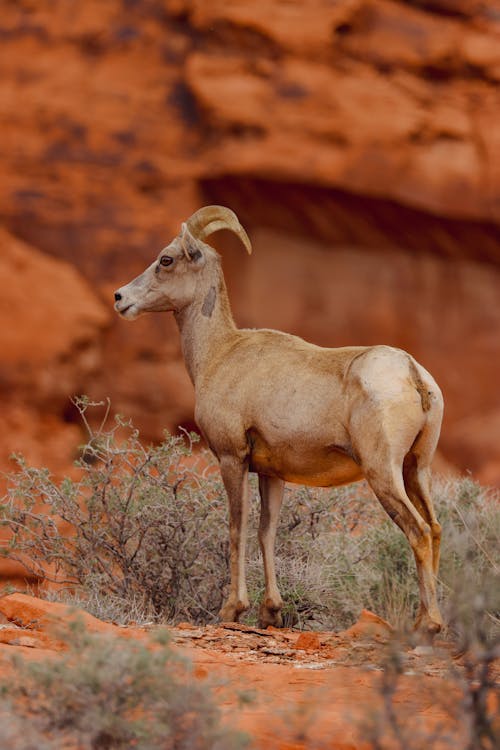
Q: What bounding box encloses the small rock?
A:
[0,593,118,636]
[174,629,204,639]
[294,659,338,670]
[293,632,321,651]
[412,645,435,657]
[261,647,295,656]
[342,610,393,640]
[7,636,41,648]
[221,622,274,637]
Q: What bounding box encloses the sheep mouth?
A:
[115,303,137,318]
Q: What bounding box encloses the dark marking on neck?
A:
[201,285,217,318]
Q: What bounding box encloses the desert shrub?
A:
[355,480,500,749]
[0,625,248,750]
[0,714,51,750]
[436,478,500,644]
[262,477,498,633]
[1,399,499,633]
[1,398,231,623]
[358,598,500,750]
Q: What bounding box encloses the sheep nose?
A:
[114,292,122,302]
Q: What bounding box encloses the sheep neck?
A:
[174,269,237,385]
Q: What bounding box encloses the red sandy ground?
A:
[1,593,491,749]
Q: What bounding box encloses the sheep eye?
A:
[159,255,173,267]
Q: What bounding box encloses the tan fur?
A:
[408,357,432,412]
[114,206,444,635]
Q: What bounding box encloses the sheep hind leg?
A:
[364,461,443,636]
[258,474,285,628]
[403,453,441,577]
[403,454,442,631]
[219,456,250,622]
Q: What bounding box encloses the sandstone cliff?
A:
[1,0,499,482]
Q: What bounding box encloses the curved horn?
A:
[184,205,252,256]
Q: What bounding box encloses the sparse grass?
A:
[1,399,499,637]
[0,623,249,750]
[357,594,500,750]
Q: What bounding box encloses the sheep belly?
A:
[247,431,363,488]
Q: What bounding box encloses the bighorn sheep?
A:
[114,205,444,635]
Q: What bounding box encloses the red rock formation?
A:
[0,229,109,469]
[0,0,499,483]
[0,230,110,580]
[0,594,482,750]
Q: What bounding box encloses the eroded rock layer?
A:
[1,0,499,484]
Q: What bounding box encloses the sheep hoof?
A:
[414,612,443,640]
[219,598,249,623]
[259,600,284,628]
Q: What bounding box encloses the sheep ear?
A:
[180,224,205,263]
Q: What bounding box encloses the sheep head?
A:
[114,206,251,319]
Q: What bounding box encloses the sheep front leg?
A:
[219,456,250,622]
[258,474,284,627]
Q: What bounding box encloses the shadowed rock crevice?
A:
[201,175,500,264]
